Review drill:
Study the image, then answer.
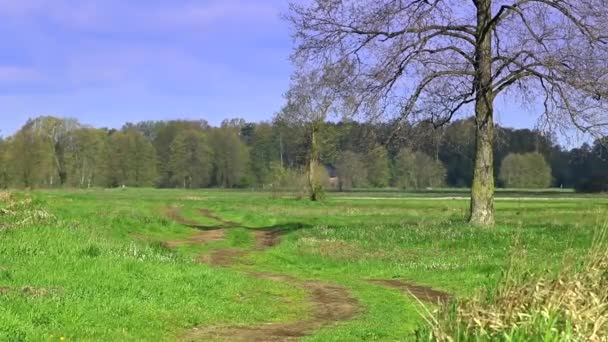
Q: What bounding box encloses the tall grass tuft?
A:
[0,192,54,228]
[417,226,608,341]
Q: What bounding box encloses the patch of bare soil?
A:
[185,273,360,342]
[368,279,451,304]
[199,248,249,267]
[162,206,284,266]
[195,229,282,268]
[198,208,240,228]
[163,229,226,249]
[253,229,283,250]
[162,207,202,227]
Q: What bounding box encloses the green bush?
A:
[499,153,553,188]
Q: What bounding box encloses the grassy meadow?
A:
[0,189,606,341]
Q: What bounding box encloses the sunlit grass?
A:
[0,188,606,340]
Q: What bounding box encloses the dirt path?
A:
[198,208,240,228]
[200,229,285,267]
[185,273,359,341]
[162,207,204,227]
[163,229,225,249]
[162,206,283,267]
[162,207,451,341]
[252,229,283,249]
[162,207,361,341]
[162,207,238,229]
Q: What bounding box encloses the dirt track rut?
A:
[185,272,359,341]
[162,206,451,341]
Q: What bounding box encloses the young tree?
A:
[25,116,81,186]
[335,151,368,191]
[439,119,476,187]
[288,0,608,225]
[105,129,157,187]
[393,148,446,190]
[281,70,337,201]
[210,127,249,188]
[249,123,281,186]
[169,130,212,188]
[499,152,552,188]
[8,129,53,188]
[273,115,309,168]
[267,161,288,197]
[66,128,106,188]
[153,120,208,188]
[365,146,390,188]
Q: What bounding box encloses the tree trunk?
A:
[54,143,68,185]
[58,170,67,186]
[279,133,284,168]
[81,160,87,187]
[470,0,495,226]
[308,123,319,201]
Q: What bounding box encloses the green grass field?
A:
[0,189,606,341]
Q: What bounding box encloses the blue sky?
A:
[0,0,547,138]
[0,0,293,135]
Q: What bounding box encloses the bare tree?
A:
[280,69,336,201]
[287,0,608,225]
[26,116,81,186]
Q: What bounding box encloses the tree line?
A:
[0,115,606,192]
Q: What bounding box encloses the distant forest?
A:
[0,116,606,192]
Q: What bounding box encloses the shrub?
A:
[335,151,367,191]
[499,153,552,188]
[365,146,390,188]
[393,148,446,190]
